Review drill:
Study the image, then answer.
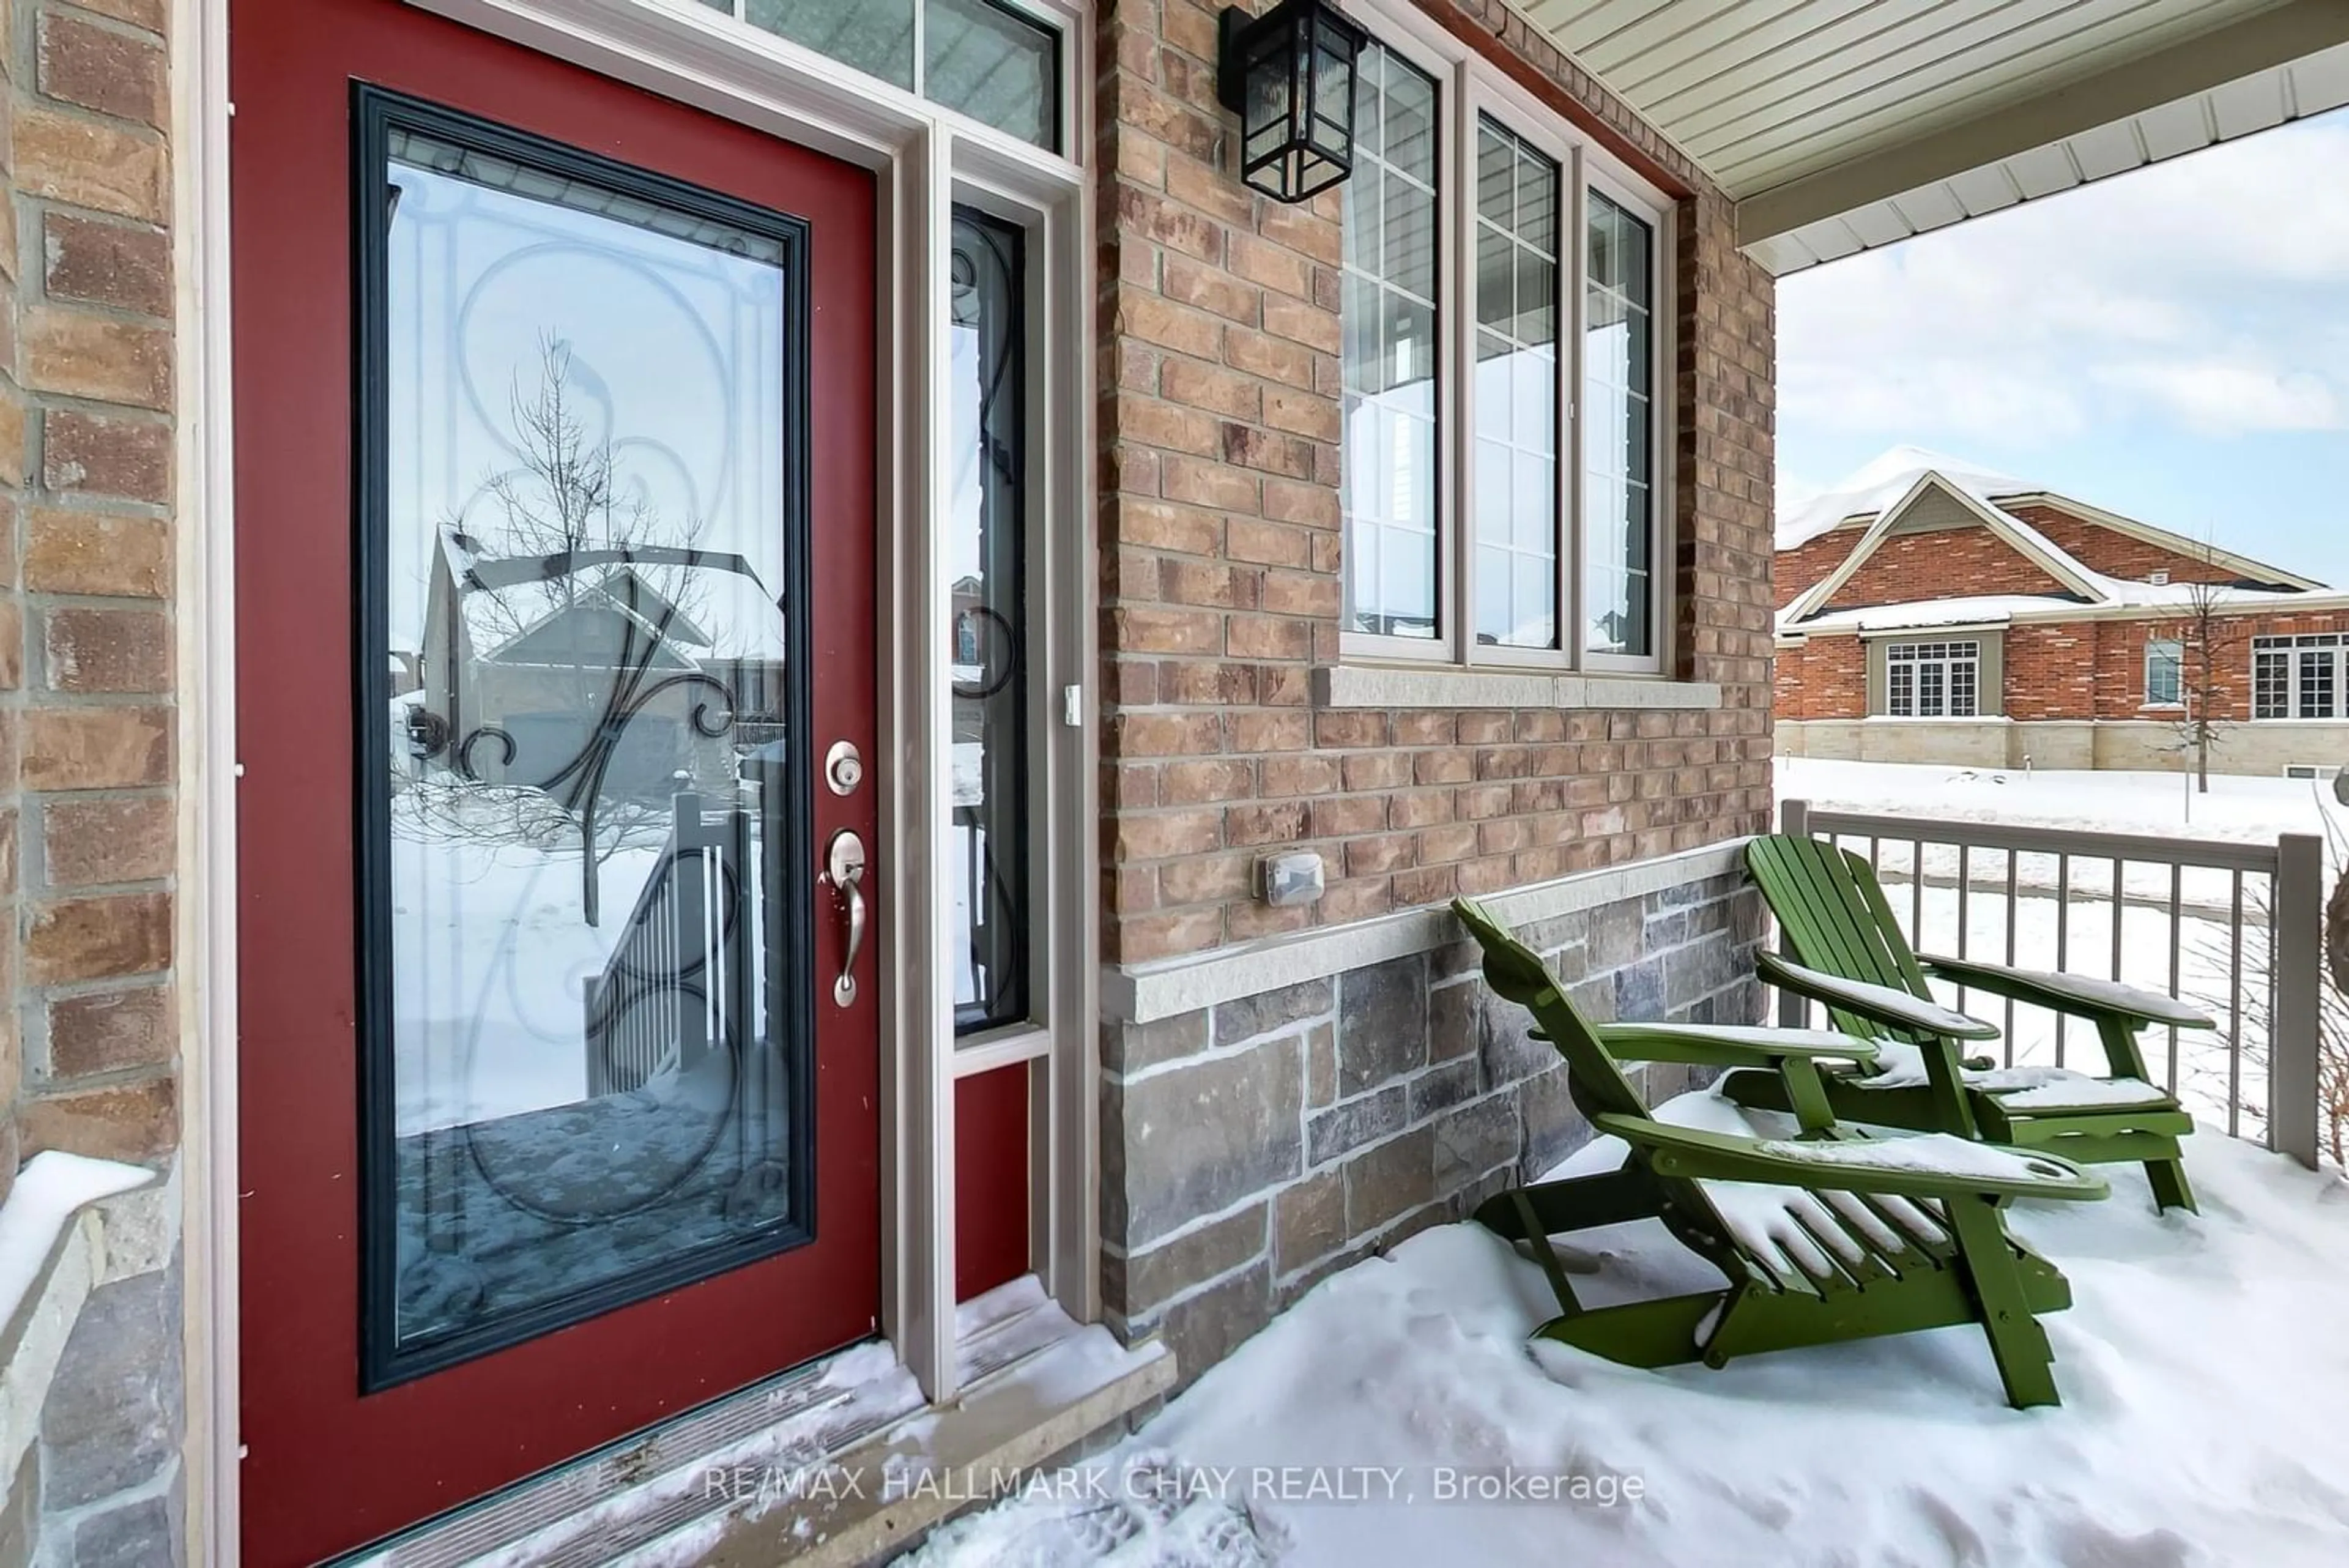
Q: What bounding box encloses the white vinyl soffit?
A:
[1518,0,2349,275]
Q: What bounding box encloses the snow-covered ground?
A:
[916,1101,2349,1568]
[1776,755,2345,844]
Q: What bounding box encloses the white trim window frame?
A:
[1337,0,1674,675]
[1884,639,1980,718]
[2143,635,2184,708]
[2252,633,2347,720]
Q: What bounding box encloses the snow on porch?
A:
[915,1098,2349,1567]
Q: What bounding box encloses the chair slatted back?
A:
[1746,834,1939,1044]
[1452,897,1650,1124]
[1450,897,1765,1288]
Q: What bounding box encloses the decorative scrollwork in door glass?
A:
[375,120,812,1364]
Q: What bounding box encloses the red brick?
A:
[42,409,171,502]
[25,890,171,984]
[39,12,168,130]
[43,795,172,885]
[48,986,174,1077]
[20,1074,178,1162]
[44,605,169,692]
[20,706,169,789]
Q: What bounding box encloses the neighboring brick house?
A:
[1776,447,2349,774]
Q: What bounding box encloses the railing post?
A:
[2272,832,2323,1170]
[1775,798,1810,1028]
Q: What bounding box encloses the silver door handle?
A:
[824,830,867,1007]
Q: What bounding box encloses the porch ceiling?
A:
[1523,0,2349,275]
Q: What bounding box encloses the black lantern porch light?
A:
[1217,1,1370,204]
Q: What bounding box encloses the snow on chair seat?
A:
[1749,1131,2089,1186]
[1858,1041,2178,1113]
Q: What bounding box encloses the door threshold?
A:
[340,1280,1176,1567]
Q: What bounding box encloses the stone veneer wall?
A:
[0,0,184,1562]
[1102,861,1765,1383]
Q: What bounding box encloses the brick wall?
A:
[0,4,182,1562]
[1773,634,1861,721]
[2131,607,2349,721]
[1094,0,1773,966]
[2,0,177,1180]
[1776,526,1855,608]
[2002,622,2098,720]
[2004,504,2240,585]
[1820,525,2068,613]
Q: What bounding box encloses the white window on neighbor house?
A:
[2145,637,2184,707]
[1339,13,1672,673]
[2252,634,2347,719]
[1885,640,1980,718]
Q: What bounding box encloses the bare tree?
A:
[2165,540,2246,797]
[425,336,713,925]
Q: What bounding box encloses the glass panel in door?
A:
[373,115,814,1378]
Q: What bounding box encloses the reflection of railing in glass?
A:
[583,790,751,1096]
[948,209,1032,1034]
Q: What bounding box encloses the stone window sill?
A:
[1313,663,1723,712]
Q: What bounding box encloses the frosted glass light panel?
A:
[1341,44,1440,640]
[743,0,916,89]
[1584,191,1655,660]
[1472,118,1559,650]
[926,0,1060,151]
[713,0,1062,150]
[374,122,809,1367]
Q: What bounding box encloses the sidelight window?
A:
[948,208,1034,1033]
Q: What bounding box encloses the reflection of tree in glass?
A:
[404,335,721,926]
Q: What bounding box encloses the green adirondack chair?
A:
[1451,896,2108,1409]
[1728,833,2211,1214]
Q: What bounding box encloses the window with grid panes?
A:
[1336,29,1669,671]
[2252,634,2347,719]
[1884,640,1980,718]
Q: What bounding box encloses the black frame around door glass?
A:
[351,84,818,1389]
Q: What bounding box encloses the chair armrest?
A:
[1592,1022,1880,1071]
[1757,951,2000,1041]
[1590,1113,2108,1204]
[1917,954,2215,1030]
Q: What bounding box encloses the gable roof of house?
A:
[1776,448,2332,637]
[442,533,787,664]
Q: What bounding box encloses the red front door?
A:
[231,2,880,1560]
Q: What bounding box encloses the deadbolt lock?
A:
[825,740,864,797]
